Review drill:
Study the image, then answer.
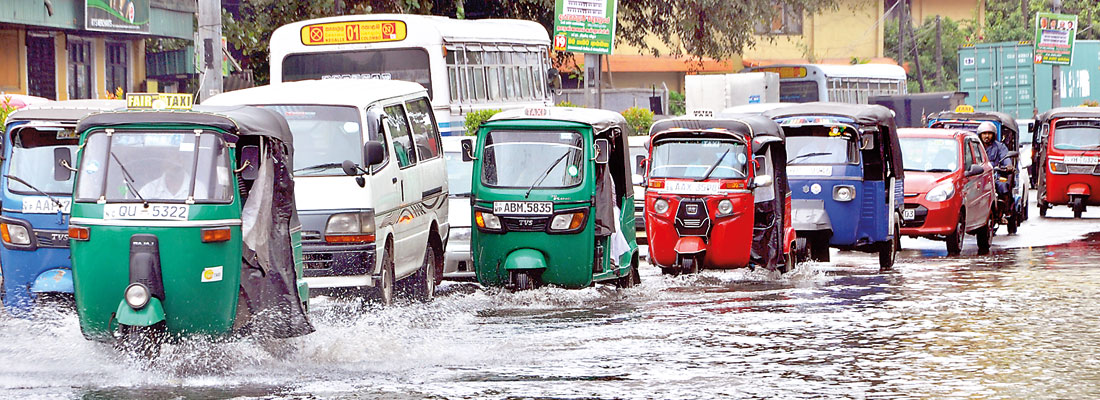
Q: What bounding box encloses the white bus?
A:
[269,14,553,136]
[743,64,907,104]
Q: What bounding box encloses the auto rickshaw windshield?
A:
[648,139,748,179]
[784,125,859,165]
[900,137,960,172]
[1052,120,1100,150]
[7,127,79,195]
[481,130,584,189]
[260,105,364,176]
[75,131,233,202]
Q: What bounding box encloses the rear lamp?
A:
[1,223,30,245]
[124,283,151,309]
[201,227,232,243]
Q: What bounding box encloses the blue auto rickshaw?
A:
[0,100,123,314]
[764,103,905,271]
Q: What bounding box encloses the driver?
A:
[138,159,190,199]
[978,121,1012,195]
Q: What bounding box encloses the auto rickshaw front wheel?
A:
[616,253,641,288]
[509,270,536,291]
[809,236,831,263]
[115,322,166,360]
[1072,196,1086,218]
[878,218,900,272]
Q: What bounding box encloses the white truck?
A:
[685,72,780,114]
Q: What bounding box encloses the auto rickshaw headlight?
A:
[549,211,586,231]
[1050,161,1067,174]
[124,283,151,309]
[654,199,670,214]
[0,223,31,245]
[325,211,376,243]
[833,185,856,202]
[926,182,955,202]
[475,211,503,231]
[716,199,734,216]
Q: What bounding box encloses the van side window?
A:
[406,98,442,160]
[384,104,417,168]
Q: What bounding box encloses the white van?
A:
[441,136,474,280]
[205,80,449,304]
[627,135,648,244]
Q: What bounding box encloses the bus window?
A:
[282,49,432,99]
[519,64,532,99]
[779,80,819,103]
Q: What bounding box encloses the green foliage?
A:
[984,0,1100,43]
[622,107,655,136]
[885,16,974,92]
[0,97,17,134]
[556,100,582,108]
[465,109,503,136]
[668,91,685,116]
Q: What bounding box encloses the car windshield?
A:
[900,137,959,172]
[6,126,79,195]
[1052,120,1100,150]
[444,151,471,196]
[481,130,584,189]
[261,105,364,176]
[75,131,232,202]
[649,139,748,179]
[783,125,859,165]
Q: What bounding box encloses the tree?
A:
[885,16,975,92]
[984,0,1100,43]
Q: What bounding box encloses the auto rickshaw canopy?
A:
[6,100,126,125]
[1036,106,1100,122]
[76,105,295,154]
[927,109,1019,149]
[764,102,904,180]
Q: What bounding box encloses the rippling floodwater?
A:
[4,232,1100,399]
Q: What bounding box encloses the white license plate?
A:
[787,165,833,176]
[493,201,553,215]
[902,209,916,220]
[665,180,720,194]
[103,204,190,220]
[21,197,71,214]
[1064,156,1099,164]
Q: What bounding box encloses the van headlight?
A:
[653,198,670,214]
[833,185,855,202]
[325,211,376,243]
[124,283,151,309]
[926,182,955,202]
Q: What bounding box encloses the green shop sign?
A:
[553,0,618,55]
[86,0,151,34]
[1033,12,1077,65]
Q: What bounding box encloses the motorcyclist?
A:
[978,121,1013,196]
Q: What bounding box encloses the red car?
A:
[898,128,996,254]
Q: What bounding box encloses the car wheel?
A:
[946,212,964,255]
[976,211,993,254]
[410,245,438,301]
[372,243,396,306]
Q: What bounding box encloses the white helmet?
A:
[977,121,997,135]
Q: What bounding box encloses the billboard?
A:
[86,0,151,33]
[552,0,618,55]
[1034,12,1077,65]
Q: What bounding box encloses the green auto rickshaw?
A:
[463,107,639,289]
[66,95,312,356]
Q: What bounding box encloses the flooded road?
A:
[4,206,1100,398]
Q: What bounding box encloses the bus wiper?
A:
[4,174,64,210]
[788,152,832,163]
[110,152,148,207]
[294,162,344,173]
[526,152,570,199]
[698,148,731,182]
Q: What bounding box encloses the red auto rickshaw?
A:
[1034,107,1100,218]
[644,114,796,274]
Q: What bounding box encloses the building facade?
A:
[0,0,193,100]
[742,0,889,66]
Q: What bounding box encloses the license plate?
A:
[493,201,552,215]
[1064,156,1099,164]
[665,180,720,194]
[902,209,916,220]
[21,196,71,214]
[103,204,190,220]
[787,165,833,176]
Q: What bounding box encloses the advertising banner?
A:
[1034,12,1077,65]
[86,0,151,33]
[553,0,618,55]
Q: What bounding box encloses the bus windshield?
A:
[900,137,959,172]
[779,81,820,103]
[481,130,583,189]
[1052,120,1100,150]
[282,49,432,98]
[7,127,79,195]
[649,139,748,180]
[261,105,364,176]
[784,125,860,165]
[75,132,232,202]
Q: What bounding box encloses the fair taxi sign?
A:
[301,20,407,46]
[126,93,193,110]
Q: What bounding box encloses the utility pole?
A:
[197,0,223,102]
[905,5,925,92]
[1052,0,1061,108]
[935,16,943,88]
[896,2,905,68]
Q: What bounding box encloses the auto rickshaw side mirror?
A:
[965,164,985,177]
[643,138,651,151]
[753,155,766,175]
[53,147,73,181]
[751,174,774,189]
[1028,122,1035,133]
[860,133,875,150]
[594,139,610,164]
[239,145,260,181]
[461,138,476,162]
[364,141,386,167]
